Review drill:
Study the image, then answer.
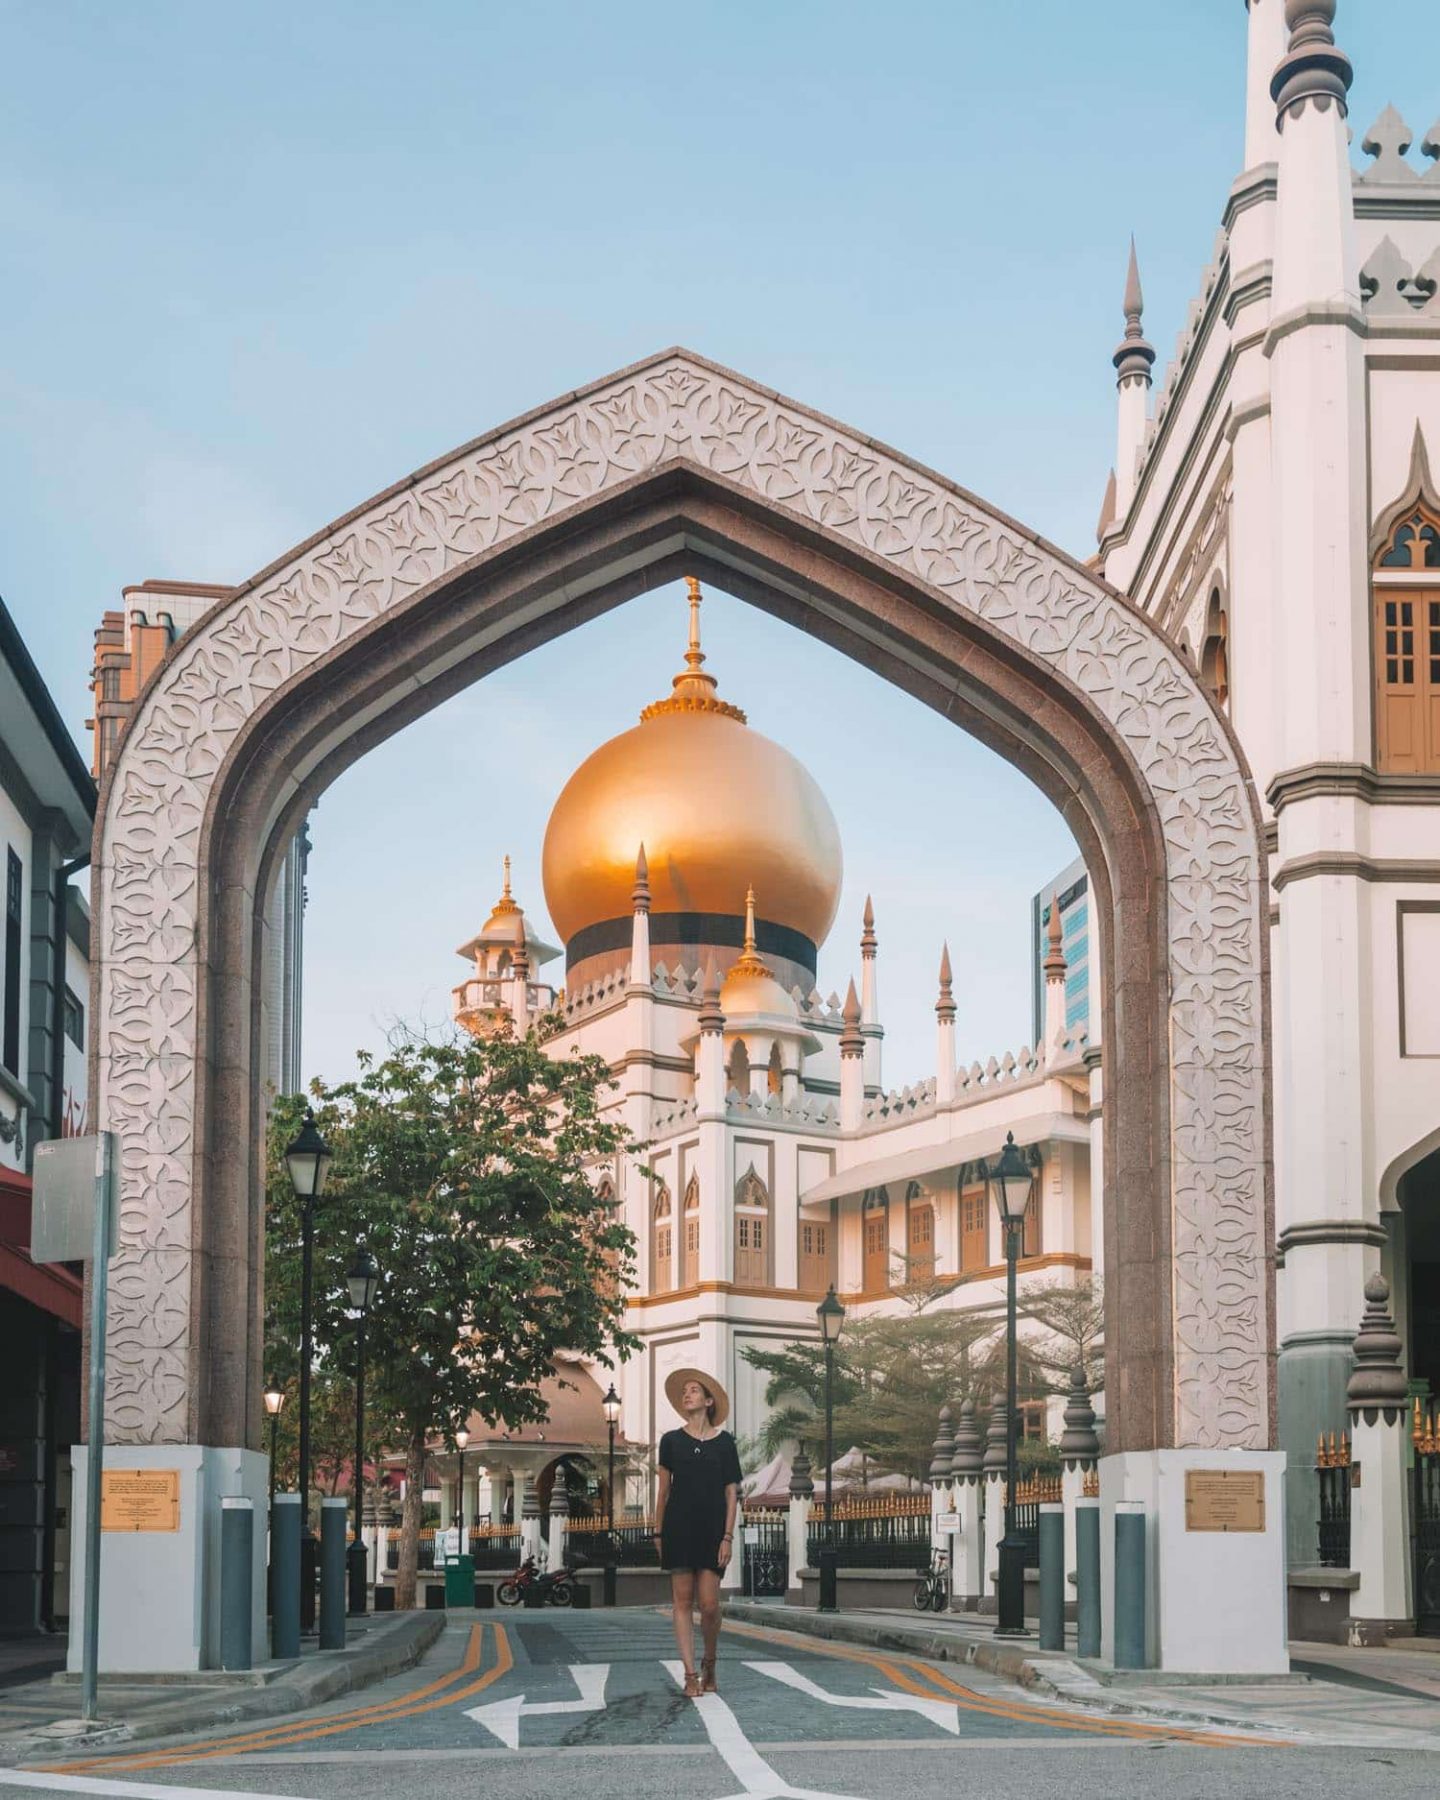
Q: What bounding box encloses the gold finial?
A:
[503,854,512,899]
[493,853,520,915]
[639,577,747,724]
[743,884,757,956]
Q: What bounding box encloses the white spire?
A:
[1244,0,1287,172]
[1112,239,1155,519]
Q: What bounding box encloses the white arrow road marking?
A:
[465,1662,609,1749]
[662,1662,865,1800]
[744,1660,960,1735]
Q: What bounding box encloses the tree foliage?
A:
[1016,1275,1104,1392]
[265,1025,638,1607]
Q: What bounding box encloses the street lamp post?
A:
[264,1384,286,1511]
[601,1383,621,1607]
[284,1110,333,1632]
[455,1426,470,1565]
[816,1286,845,1613]
[985,1131,1036,1638]
[346,1249,379,1614]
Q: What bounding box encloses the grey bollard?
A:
[1038,1504,1064,1651]
[271,1493,302,1660]
[1113,1501,1147,1670]
[220,1498,254,1671]
[1074,1497,1101,1659]
[319,1498,348,1650]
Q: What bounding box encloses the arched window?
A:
[959,1173,988,1273]
[1022,1158,1042,1259]
[1199,587,1229,710]
[767,1044,783,1098]
[652,1179,673,1294]
[905,1181,935,1281]
[727,1041,749,1096]
[1374,498,1440,773]
[596,1176,619,1299]
[734,1166,771,1287]
[682,1171,701,1287]
[799,1203,834,1294]
[862,1188,890,1293]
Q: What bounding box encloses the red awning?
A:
[0,1166,83,1329]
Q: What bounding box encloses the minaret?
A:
[1266,0,1371,1567]
[1043,893,1068,1055]
[510,940,530,1036]
[859,896,882,1091]
[1244,0,1288,172]
[1111,239,1155,519]
[935,943,956,1105]
[629,844,651,989]
[839,978,864,1131]
[695,964,726,1117]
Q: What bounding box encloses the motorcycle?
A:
[496,1554,576,1607]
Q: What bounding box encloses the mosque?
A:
[446,577,1096,1516]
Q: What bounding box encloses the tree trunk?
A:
[395,1426,427,1611]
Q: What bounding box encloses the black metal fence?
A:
[565,1523,660,1567]
[1414,1410,1439,1635]
[806,1508,931,1570]
[741,1512,788,1596]
[1316,1433,1351,1569]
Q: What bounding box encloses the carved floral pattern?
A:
[98,351,1268,1449]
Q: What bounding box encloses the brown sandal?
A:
[701,1658,718,1694]
[683,1669,704,1698]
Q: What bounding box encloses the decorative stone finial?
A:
[1044,894,1067,981]
[861,894,877,956]
[928,1405,956,1484]
[950,1398,984,1481]
[1113,238,1156,386]
[1271,2,1352,126]
[936,942,956,1023]
[839,977,864,1056]
[1059,1365,1100,1467]
[632,843,650,913]
[981,1391,1009,1474]
[698,962,724,1035]
[789,1442,815,1498]
[1346,1272,1408,1423]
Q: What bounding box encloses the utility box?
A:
[444,1554,475,1607]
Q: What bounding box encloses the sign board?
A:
[101,1470,180,1532]
[1184,1468,1265,1533]
[31,1135,116,1265]
[742,1525,760,1545]
[936,1511,959,1534]
[435,1526,462,1565]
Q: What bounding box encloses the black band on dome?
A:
[565,912,818,977]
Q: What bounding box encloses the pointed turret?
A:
[935,942,957,1106]
[1244,0,1287,172]
[1112,239,1155,518]
[1043,892,1069,1055]
[859,895,882,1090]
[695,961,727,1116]
[839,977,864,1129]
[629,843,651,988]
[1271,2,1352,128]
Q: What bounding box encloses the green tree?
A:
[1016,1275,1104,1393]
[266,1024,638,1608]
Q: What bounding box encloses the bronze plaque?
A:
[1184,1468,1265,1533]
[101,1470,180,1532]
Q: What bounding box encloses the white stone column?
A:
[983,1474,1003,1605]
[949,1399,985,1607]
[1346,1275,1414,1640]
[935,945,955,1106]
[547,1483,569,1572]
[518,1473,542,1566]
[786,1452,814,1598]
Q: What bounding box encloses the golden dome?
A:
[541,580,843,951]
[721,889,799,1020]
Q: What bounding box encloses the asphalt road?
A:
[3,1612,1437,1800]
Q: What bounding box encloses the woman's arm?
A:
[718,1481,739,1568]
[653,1467,671,1551]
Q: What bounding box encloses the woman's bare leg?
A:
[697,1569,722,1670]
[670,1571,697,1673]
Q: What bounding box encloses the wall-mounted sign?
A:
[1183,1469,1265,1533]
[101,1470,180,1532]
[936,1512,960,1533]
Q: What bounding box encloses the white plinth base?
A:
[1099,1447,1288,1674]
[67,1444,269,1674]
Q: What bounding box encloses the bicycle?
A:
[913,1550,949,1613]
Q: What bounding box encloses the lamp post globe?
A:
[284,1110,332,1630]
[985,1132,1036,1637]
[816,1285,845,1612]
[263,1385,285,1509]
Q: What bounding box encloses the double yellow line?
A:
[42,1623,512,1775]
[725,1618,1275,1748]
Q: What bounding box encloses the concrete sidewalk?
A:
[724,1600,1440,1751]
[0,1611,443,1765]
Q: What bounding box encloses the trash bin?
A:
[444,1554,475,1607]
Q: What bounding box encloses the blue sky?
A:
[2,1,1434,1083]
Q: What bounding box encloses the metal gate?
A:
[1414,1407,1440,1636]
[741,1510,788,1598]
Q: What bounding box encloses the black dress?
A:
[658,1428,743,1574]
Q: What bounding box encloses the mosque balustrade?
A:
[451,976,555,1017]
[803,1491,933,1570]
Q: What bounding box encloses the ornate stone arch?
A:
[651,1178,673,1296]
[681,1170,701,1287]
[93,347,1271,1455]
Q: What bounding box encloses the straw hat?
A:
[664,1367,731,1429]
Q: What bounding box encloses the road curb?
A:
[721,1603,1285,1735]
[0,1612,446,1765]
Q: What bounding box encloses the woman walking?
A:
[653,1369,742,1697]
